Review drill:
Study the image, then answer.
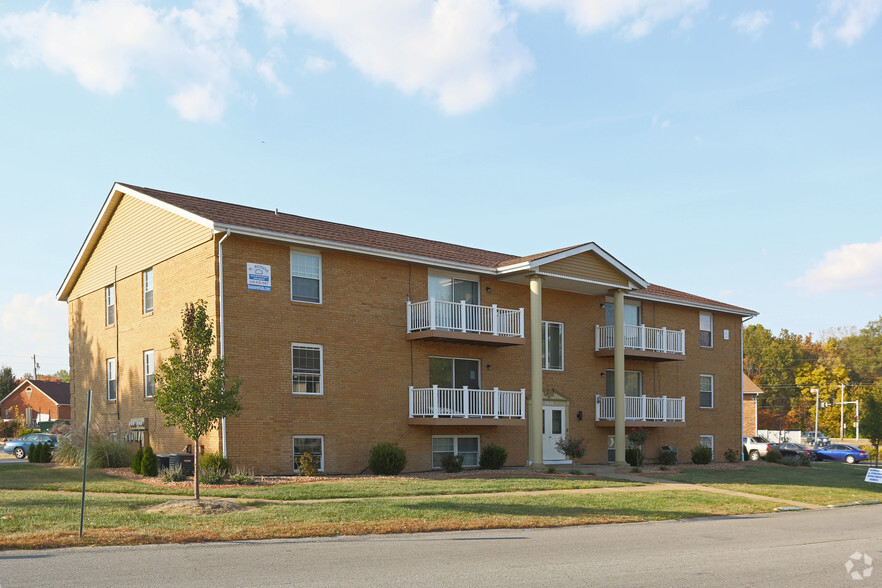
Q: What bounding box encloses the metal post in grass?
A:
[79,389,92,539]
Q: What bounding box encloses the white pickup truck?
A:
[742,436,771,461]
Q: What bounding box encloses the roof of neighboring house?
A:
[743,373,763,395]
[59,182,757,317]
[0,380,71,406]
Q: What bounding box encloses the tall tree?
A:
[862,389,882,468]
[0,366,16,400]
[154,300,242,500]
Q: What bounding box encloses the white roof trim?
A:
[497,242,649,289]
[629,291,758,317]
[535,271,631,290]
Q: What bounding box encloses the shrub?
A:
[200,452,232,476]
[781,454,811,467]
[199,466,227,484]
[160,464,187,482]
[132,448,144,475]
[297,452,321,477]
[141,446,159,477]
[627,427,649,446]
[49,422,71,435]
[369,442,407,476]
[479,444,508,469]
[231,468,256,485]
[625,447,644,467]
[691,445,713,464]
[27,442,36,462]
[569,469,583,475]
[0,419,21,439]
[723,448,739,463]
[658,449,678,466]
[765,448,783,463]
[554,437,586,460]
[19,428,39,437]
[546,466,556,474]
[440,454,464,473]
[89,436,133,469]
[39,442,52,463]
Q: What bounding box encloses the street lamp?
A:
[811,387,820,446]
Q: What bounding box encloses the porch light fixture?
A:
[485,286,491,293]
[577,411,583,421]
[486,364,492,370]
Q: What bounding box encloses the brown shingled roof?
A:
[635,284,756,315]
[121,184,519,268]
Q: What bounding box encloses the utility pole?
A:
[811,388,820,445]
[32,354,39,380]
[840,383,845,440]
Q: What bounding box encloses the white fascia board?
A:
[497,242,649,289]
[629,291,759,318]
[214,224,498,275]
[56,183,215,301]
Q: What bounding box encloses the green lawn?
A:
[663,462,882,505]
[0,465,643,499]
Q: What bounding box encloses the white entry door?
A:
[542,406,568,462]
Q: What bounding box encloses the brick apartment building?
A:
[57,183,757,474]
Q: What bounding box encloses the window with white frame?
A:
[605,370,643,397]
[291,250,321,303]
[106,285,115,326]
[292,343,323,394]
[429,356,480,389]
[107,358,117,402]
[699,435,714,459]
[699,312,713,348]
[143,268,154,314]
[699,374,714,408]
[293,436,324,472]
[144,350,155,398]
[432,436,479,468]
[542,321,563,371]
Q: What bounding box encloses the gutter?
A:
[218,229,231,458]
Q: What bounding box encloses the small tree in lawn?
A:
[154,300,242,500]
[862,389,882,468]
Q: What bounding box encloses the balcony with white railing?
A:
[406,299,525,346]
[409,386,526,425]
[595,394,686,425]
[594,324,686,360]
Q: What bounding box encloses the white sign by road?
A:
[247,262,271,292]
[865,468,882,484]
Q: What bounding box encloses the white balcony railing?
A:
[595,395,686,422]
[595,324,685,355]
[410,386,526,419]
[407,299,525,338]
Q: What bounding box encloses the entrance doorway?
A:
[542,406,569,463]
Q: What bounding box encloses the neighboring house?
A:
[57,183,757,474]
[1,379,71,425]
[742,374,763,437]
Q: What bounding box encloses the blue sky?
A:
[1,0,881,378]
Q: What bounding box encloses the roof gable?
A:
[1,380,70,406]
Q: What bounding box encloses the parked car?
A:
[814,444,869,464]
[742,436,771,461]
[804,431,831,448]
[770,442,815,461]
[2,433,58,459]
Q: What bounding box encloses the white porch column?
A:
[614,288,627,466]
[528,274,544,468]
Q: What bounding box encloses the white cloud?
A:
[732,10,771,37]
[652,115,671,128]
[513,0,708,39]
[791,238,882,294]
[811,0,882,48]
[0,0,248,121]
[243,0,534,115]
[0,293,69,377]
[304,56,335,73]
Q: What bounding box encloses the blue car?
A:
[2,433,58,459]
[814,443,868,464]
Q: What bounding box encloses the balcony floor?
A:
[593,420,686,428]
[406,330,526,346]
[594,349,686,362]
[408,417,527,426]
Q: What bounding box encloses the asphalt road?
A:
[1,504,880,587]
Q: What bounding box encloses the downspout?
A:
[741,315,754,460]
[218,229,231,458]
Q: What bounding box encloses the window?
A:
[292,344,323,394]
[428,273,479,304]
[542,321,564,370]
[700,374,714,408]
[144,350,155,398]
[107,358,117,402]
[605,301,640,326]
[700,435,714,459]
[143,268,154,313]
[605,370,643,397]
[432,436,479,468]
[429,357,480,389]
[291,250,321,303]
[106,285,115,326]
[293,436,324,472]
[699,312,713,347]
